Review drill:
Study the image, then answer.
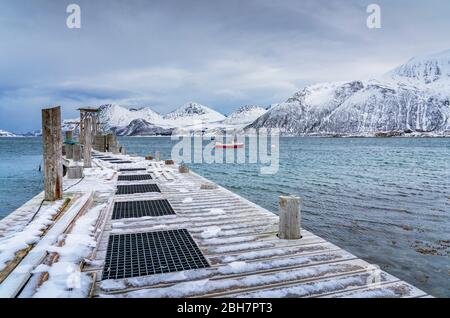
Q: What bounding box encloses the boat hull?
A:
[215,143,244,149]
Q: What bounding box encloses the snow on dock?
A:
[0,151,430,298]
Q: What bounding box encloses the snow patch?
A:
[32,204,105,298]
[0,200,65,271]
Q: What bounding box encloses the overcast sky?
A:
[0,0,449,132]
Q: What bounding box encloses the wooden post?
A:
[73,144,82,162]
[156,151,161,161]
[66,144,74,159]
[278,195,302,240]
[83,117,92,168]
[94,135,106,152]
[79,111,85,145]
[65,130,73,142]
[65,130,74,159]
[42,106,63,201]
[179,165,189,173]
[107,134,117,153]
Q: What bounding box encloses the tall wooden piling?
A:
[65,130,73,142]
[64,130,74,159]
[94,135,106,152]
[73,144,82,162]
[65,144,73,159]
[83,117,92,168]
[107,134,117,153]
[278,195,302,240]
[42,106,63,201]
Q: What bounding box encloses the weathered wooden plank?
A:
[41,106,63,201]
[83,116,92,168]
[0,193,93,298]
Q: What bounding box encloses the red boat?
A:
[215,142,244,149]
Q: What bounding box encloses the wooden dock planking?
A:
[0,150,430,298]
[86,151,429,298]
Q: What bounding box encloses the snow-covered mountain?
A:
[247,50,450,136]
[99,104,164,131]
[222,105,267,125]
[61,118,80,133]
[114,119,173,136]
[0,129,17,137]
[22,129,42,137]
[388,49,450,85]
[164,102,226,125]
[52,49,450,137]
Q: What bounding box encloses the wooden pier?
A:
[0,150,430,298]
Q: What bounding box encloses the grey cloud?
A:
[0,0,449,131]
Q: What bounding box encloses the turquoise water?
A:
[0,138,43,218]
[0,137,449,297]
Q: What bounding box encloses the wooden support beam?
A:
[65,144,73,159]
[73,144,82,162]
[83,117,92,168]
[41,106,63,201]
[278,195,302,240]
[65,130,73,142]
[65,130,74,159]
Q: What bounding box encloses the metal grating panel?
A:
[116,184,160,195]
[118,174,153,181]
[112,199,175,219]
[112,161,133,164]
[120,168,147,172]
[102,229,209,280]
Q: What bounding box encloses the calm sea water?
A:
[0,137,449,297]
[0,138,43,218]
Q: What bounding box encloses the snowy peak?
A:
[95,102,227,132]
[223,105,267,125]
[114,119,173,136]
[98,104,163,130]
[247,49,450,136]
[164,102,226,123]
[248,77,450,136]
[0,129,16,137]
[388,49,450,84]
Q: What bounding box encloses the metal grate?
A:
[111,161,133,164]
[102,229,210,280]
[118,174,152,181]
[116,184,160,195]
[120,168,147,172]
[112,199,175,219]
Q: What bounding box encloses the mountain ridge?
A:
[246,50,450,136]
[22,49,450,137]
